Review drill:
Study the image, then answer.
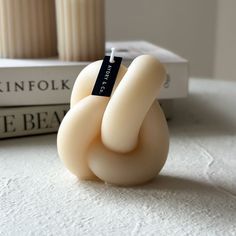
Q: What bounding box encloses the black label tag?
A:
[92,56,122,97]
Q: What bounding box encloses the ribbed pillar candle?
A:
[55,0,105,61]
[0,0,57,58]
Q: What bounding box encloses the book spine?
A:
[0,61,188,106]
[0,65,83,106]
[160,63,188,99]
[0,104,69,139]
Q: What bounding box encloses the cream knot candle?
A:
[57,52,169,186]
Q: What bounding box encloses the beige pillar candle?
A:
[0,0,57,58]
[55,0,105,61]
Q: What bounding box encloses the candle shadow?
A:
[79,174,236,196]
[142,175,236,196]
[78,175,236,230]
[168,92,236,138]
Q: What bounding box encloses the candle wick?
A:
[109,48,116,63]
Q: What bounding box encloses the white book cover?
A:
[0,41,189,106]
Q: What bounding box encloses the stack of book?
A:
[0,41,188,139]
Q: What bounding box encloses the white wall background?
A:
[215,0,236,80]
[106,0,236,80]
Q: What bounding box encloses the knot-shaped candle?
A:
[57,53,169,186]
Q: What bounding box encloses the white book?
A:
[0,41,188,106]
[0,100,172,139]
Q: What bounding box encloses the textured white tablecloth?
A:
[0,79,236,236]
